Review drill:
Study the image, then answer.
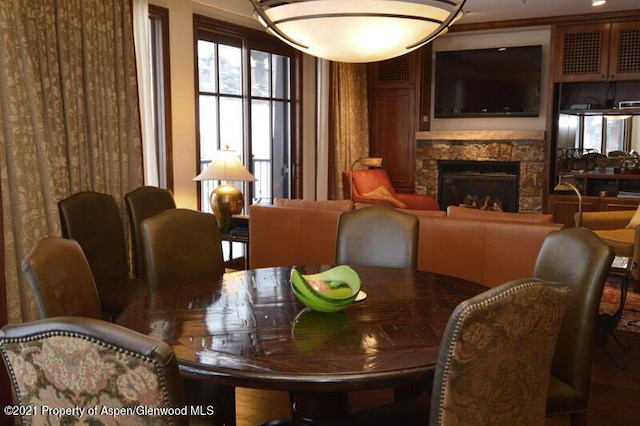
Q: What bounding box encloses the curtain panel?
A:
[0,0,143,323]
[330,62,369,200]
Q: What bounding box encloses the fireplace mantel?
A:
[416,130,545,142]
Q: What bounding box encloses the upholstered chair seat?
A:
[533,227,615,426]
[58,191,147,319]
[141,208,225,290]
[0,316,188,425]
[344,168,439,210]
[21,237,102,320]
[336,205,419,269]
[321,278,572,426]
[125,186,176,279]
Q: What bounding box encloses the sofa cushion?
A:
[446,206,554,224]
[362,186,407,208]
[274,198,354,211]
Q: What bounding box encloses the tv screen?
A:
[434,45,542,118]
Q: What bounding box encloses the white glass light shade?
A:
[193,149,257,183]
[251,0,467,63]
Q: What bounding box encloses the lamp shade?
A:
[193,149,257,183]
[250,0,467,63]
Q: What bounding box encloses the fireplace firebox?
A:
[438,161,520,212]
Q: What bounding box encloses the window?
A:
[560,113,633,155]
[194,15,299,211]
[148,5,173,189]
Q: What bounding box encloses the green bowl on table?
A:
[290,265,361,313]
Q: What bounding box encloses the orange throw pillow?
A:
[362,186,407,208]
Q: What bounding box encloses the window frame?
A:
[193,15,302,210]
[148,5,173,190]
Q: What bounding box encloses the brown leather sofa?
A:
[249,200,563,288]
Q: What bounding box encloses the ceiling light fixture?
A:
[250,0,467,63]
[592,0,606,6]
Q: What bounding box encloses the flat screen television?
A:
[434,45,542,118]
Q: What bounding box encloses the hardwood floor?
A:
[225,330,640,426]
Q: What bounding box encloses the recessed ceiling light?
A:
[592,0,606,6]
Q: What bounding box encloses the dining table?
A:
[116,265,488,425]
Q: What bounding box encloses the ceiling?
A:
[203,0,640,25]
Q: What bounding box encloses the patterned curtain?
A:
[330,62,369,200]
[0,0,143,323]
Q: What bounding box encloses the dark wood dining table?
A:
[116,265,488,425]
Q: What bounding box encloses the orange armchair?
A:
[343,168,440,211]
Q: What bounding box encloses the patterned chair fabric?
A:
[0,316,187,426]
[429,278,572,425]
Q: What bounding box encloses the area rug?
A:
[600,279,640,333]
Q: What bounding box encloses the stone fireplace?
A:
[415,130,546,213]
[439,160,520,212]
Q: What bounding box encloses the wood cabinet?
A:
[547,195,639,228]
[368,47,429,193]
[553,21,640,82]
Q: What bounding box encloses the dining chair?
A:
[533,227,614,426]
[141,208,225,290]
[321,278,572,426]
[58,191,147,320]
[124,185,176,279]
[0,316,188,426]
[335,205,419,269]
[21,236,102,320]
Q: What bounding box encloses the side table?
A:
[220,214,249,269]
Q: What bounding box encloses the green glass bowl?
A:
[290,265,361,313]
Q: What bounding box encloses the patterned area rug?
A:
[600,279,640,333]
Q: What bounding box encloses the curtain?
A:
[0,0,143,323]
[330,62,369,200]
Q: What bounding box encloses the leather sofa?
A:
[249,200,563,288]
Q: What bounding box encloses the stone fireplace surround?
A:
[415,130,546,213]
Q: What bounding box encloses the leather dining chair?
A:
[124,185,176,279]
[533,227,614,426]
[335,205,419,269]
[141,208,225,290]
[21,236,102,320]
[58,191,147,320]
[0,316,188,426]
[321,278,572,426]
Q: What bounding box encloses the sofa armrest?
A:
[579,210,635,230]
[396,193,440,211]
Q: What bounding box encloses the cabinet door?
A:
[609,21,640,81]
[546,195,600,228]
[599,196,640,212]
[369,52,421,193]
[554,23,611,82]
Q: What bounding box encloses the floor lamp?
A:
[349,157,383,201]
[554,176,582,227]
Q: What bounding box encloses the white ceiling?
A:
[202,0,640,25]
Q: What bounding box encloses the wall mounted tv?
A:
[434,45,542,118]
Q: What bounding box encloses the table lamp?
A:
[554,176,582,227]
[194,146,256,230]
[349,157,383,201]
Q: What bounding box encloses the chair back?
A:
[336,205,418,269]
[58,191,129,284]
[429,278,572,426]
[142,208,225,290]
[21,237,102,319]
[125,186,176,278]
[0,317,187,425]
[533,227,613,398]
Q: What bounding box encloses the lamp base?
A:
[210,184,244,230]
